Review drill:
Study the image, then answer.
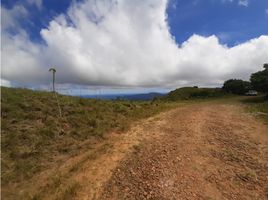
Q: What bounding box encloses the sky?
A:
[1,0,268,94]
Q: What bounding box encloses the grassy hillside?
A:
[2,86,267,199]
[159,87,226,101]
[1,87,177,199]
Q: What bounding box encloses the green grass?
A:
[1,86,177,192]
[240,96,268,123]
[158,87,227,101]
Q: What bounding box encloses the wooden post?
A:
[49,68,56,92]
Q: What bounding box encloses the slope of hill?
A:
[2,86,267,199]
[1,87,176,199]
[160,87,225,101]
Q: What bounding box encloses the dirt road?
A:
[68,102,268,200]
[95,103,268,200]
[3,101,268,200]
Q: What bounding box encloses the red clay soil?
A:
[98,103,268,200]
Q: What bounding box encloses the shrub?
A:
[250,64,268,95]
[222,79,251,95]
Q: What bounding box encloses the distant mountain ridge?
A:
[81,92,166,101]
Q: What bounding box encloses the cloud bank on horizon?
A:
[1,0,268,89]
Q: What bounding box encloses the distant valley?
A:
[81,92,166,101]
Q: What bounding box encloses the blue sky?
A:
[2,0,268,46]
[1,0,268,94]
[2,0,74,43]
[167,0,268,46]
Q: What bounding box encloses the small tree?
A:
[250,64,268,96]
[222,79,251,95]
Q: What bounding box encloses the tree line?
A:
[223,64,268,97]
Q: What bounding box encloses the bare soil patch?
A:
[100,103,268,200]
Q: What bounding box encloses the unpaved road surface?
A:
[96,103,268,200]
[3,101,268,200]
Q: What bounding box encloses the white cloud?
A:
[1,5,28,30]
[1,0,268,89]
[221,0,234,3]
[222,0,249,7]
[238,0,249,7]
[0,79,12,87]
[26,0,42,10]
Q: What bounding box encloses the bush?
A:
[250,64,268,94]
[222,79,251,95]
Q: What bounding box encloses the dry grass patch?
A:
[1,87,177,199]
